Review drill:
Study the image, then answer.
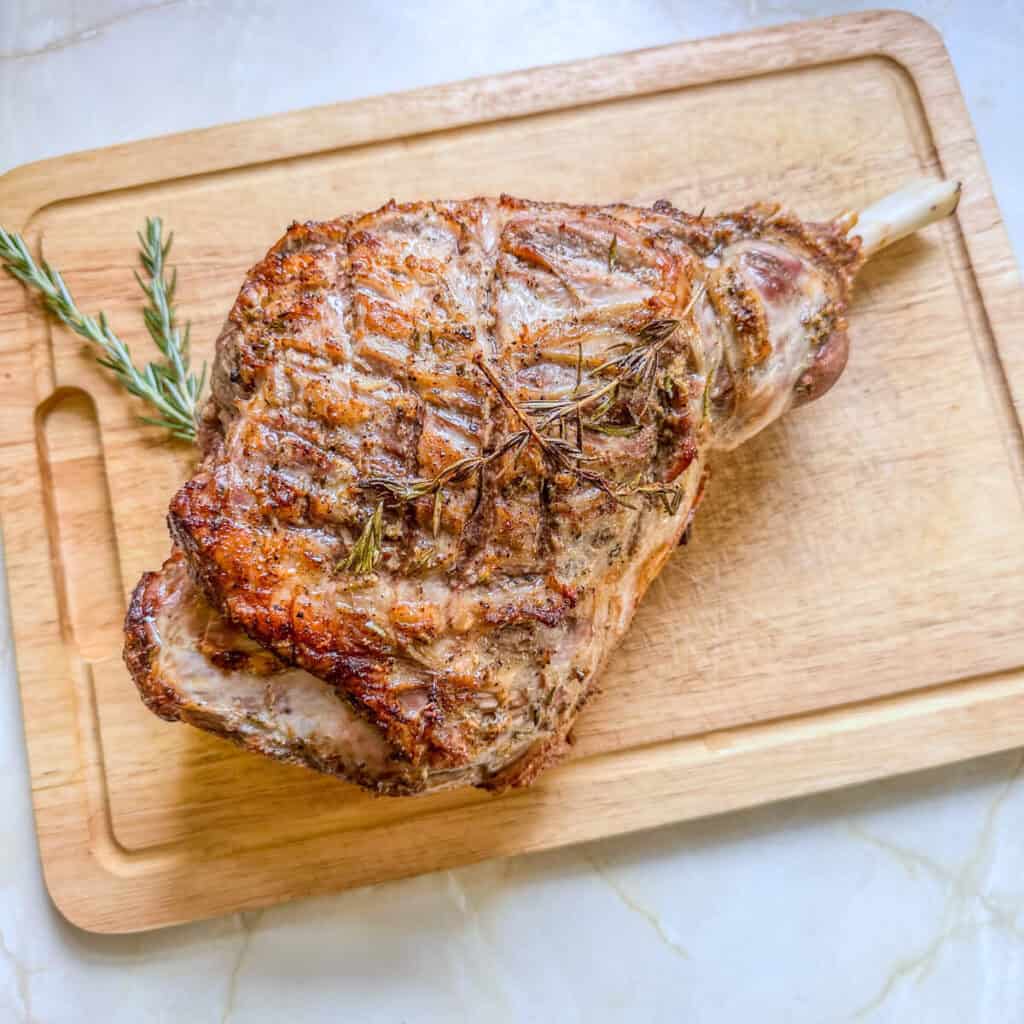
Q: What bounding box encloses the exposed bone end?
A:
[841,179,961,259]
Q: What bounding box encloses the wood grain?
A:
[1,11,1022,933]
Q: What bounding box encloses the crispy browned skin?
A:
[126,195,861,793]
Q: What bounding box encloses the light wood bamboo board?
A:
[1,11,1022,933]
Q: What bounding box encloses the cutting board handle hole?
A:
[36,388,126,662]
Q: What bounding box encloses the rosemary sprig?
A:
[596,317,679,376]
[363,428,532,537]
[473,355,590,474]
[359,286,710,538]
[342,501,384,574]
[361,300,704,528]
[524,283,708,434]
[524,377,619,429]
[135,217,207,432]
[0,223,204,442]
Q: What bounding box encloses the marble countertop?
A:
[1,2,1022,1021]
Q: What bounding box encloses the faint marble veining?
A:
[850,753,1024,1018]
[0,927,36,1024]
[221,910,261,1024]
[584,852,690,961]
[442,872,519,1019]
[0,0,196,61]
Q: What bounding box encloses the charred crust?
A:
[123,568,185,723]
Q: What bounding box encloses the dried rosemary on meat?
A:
[359,289,708,535]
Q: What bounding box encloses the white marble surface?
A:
[1,2,1023,1021]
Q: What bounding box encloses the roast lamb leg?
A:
[125,180,961,795]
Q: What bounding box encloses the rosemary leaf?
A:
[342,502,384,574]
[134,217,207,429]
[584,421,642,437]
[432,489,443,538]
[361,475,437,503]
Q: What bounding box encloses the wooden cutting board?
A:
[1,11,1022,934]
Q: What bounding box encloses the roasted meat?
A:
[124,183,960,794]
